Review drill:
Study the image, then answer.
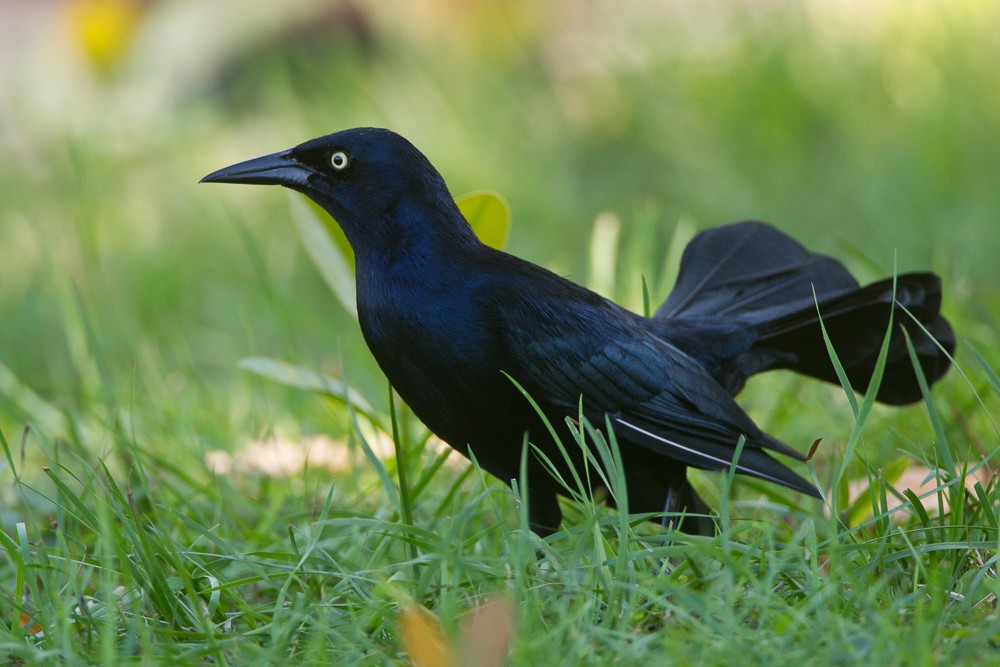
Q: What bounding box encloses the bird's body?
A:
[355,237,775,532]
[203,128,955,535]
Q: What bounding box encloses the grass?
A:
[2,1,1000,664]
[2,364,999,665]
[2,216,997,664]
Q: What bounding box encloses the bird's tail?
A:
[652,221,954,404]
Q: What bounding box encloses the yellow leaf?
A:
[401,605,452,667]
[457,190,511,250]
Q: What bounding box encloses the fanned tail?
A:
[653,221,954,404]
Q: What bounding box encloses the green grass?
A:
[2,364,999,665]
[2,2,1000,664]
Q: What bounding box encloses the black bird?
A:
[202,128,954,535]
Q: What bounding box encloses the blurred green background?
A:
[1,0,998,481]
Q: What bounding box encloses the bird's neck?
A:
[352,198,488,353]
[354,195,483,276]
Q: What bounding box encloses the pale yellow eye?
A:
[330,151,349,170]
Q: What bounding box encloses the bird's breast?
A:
[355,272,525,448]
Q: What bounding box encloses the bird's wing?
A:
[498,292,818,496]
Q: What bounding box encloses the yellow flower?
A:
[66,0,144,72]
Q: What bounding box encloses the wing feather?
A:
[499,289,817,496]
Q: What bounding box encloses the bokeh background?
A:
[2,0,998,486]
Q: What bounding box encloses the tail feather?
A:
[655,221,954,405]
[657,221,859,319]
[758,272,954,404]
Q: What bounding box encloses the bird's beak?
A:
[200,148,313,187]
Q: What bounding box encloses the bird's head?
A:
[201,128,473,257]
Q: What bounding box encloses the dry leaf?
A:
[849,465,993,516]
[401,605,451,667]
[400,595,516,667]
[456,595,515,667]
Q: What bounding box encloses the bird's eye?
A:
[330,151,349,171]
